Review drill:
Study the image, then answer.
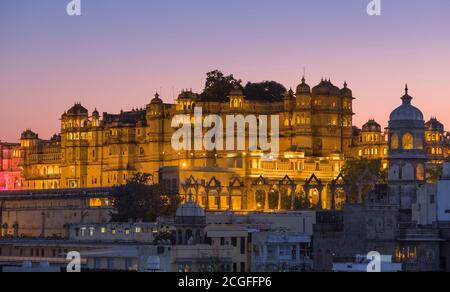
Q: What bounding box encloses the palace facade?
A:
[1,78,449,212]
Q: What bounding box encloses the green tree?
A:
[341,159,385,203]
[244,81,287,101]
[199,70,242,102]
[427,164,443,183]
[111,173,181,222]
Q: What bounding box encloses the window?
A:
[135,227,142,233]
[240,237,246,254]
[240,262,246,272]
[402,133,414,150]
[292,245,297,260]
[416,164,425,181]
[279,246,291,258]
[430,195,435,204]
[391,134,399,149]
[100,227,106,234]
[231,237,237,247]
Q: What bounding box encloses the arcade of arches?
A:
[181,174,350,212]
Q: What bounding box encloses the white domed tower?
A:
[387,85,426,221]
[174,193,206,245]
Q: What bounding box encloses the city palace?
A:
[1,77,449,213]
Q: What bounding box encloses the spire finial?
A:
[401,84,412,105]
[344,81,348,88]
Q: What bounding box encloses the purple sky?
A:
[1,0,450,142]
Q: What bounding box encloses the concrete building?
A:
[206,210,316,234]
[0,188,113,238]
[69,222,159,243]
[251,231,312,272]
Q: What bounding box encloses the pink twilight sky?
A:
[1,0,450,142]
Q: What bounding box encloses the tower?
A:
[174,192,206,245]
[60,103,90,188]
[387,85,426,222]
[310,79,353,156]
[293,77,313,154]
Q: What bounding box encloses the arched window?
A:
[391,134,399,150]
[402,133,414,150]
[255,190,266,210]
[416,164,425,181]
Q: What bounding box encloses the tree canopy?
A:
[199,70,242,102]
[244,81,287,101]
[199,70,287,102]
[111,173,180,222]
[341,158,386,203]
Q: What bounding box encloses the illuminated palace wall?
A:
[0,142,23,190]
[1,78,448,211]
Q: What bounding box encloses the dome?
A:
[312,79,341,96]
[229,86,244,96]
[50,134,61,142]
[178,89,198,100]
[67,103,88,116]
[296,77,311,94]
[425,118,444,132]
[176,199,205,218]
[340,82,353,97]
[150,92,163,105]
[284,88,295,100]
[92,108,99,116]
[362,119,381,132]
[21,129,38,140]
[389,85,424,122]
